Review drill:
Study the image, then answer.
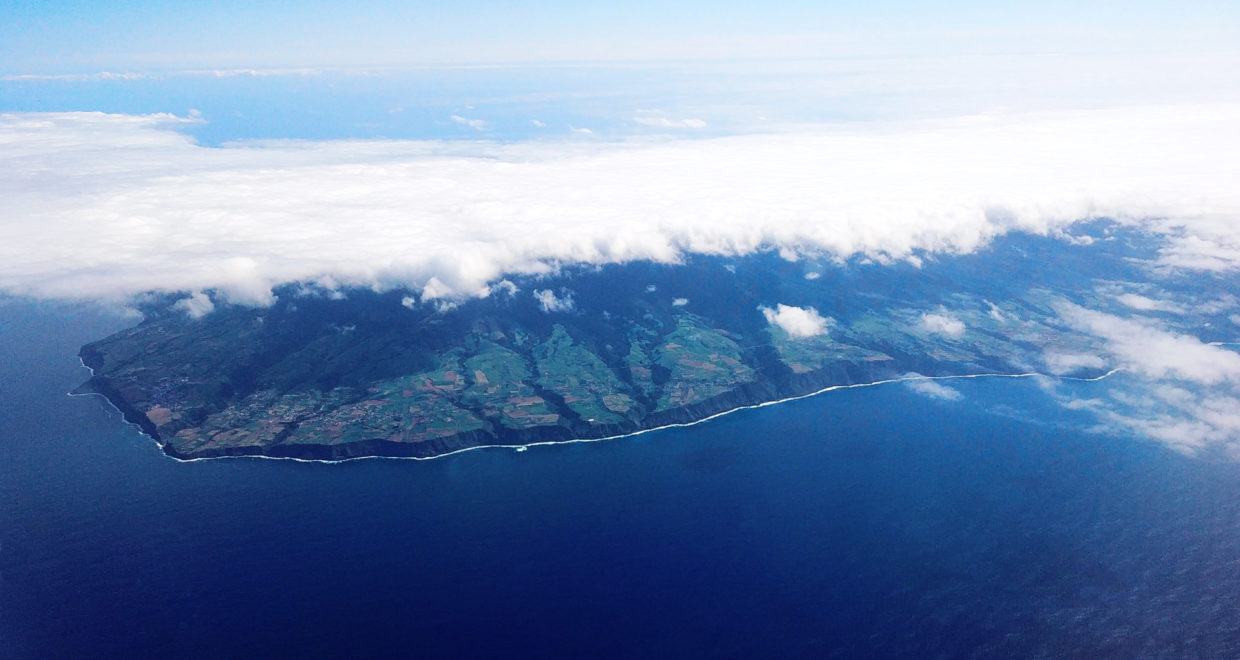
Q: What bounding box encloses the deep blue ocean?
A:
[3,300,1240,658]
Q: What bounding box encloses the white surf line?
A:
[80,366,1123,466]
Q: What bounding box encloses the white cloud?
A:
[172,291,214,318]
[420,277,454,301]
[1042,351,1107,375]
[401,295,416,309]
[1156,222,1240,273]
[760,304,831,337]
[1194,295,1236,315]
[1090,387,1240,458]
[530,119,546,128]
[672,297,688,306]
[1116,292,1183,313]
[450,115,487,130]
[2,104,1240,305]
[1057,303,1240,385]
[804,271,820,280]
[490,279,518,297]
[634,117,708,129]
[920,312,965,338]
[904,378,963,401]
[534,288,574,313]
[569,126,593,135]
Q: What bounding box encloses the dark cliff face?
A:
[77,225,1166,461]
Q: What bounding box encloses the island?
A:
[75,223,1235,460]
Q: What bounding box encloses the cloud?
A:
[172,291,214,318]
[534,288,574,313]
[1033,306,1240,457]
[1194,295,1236,315]
[672,297,688,306]
[490,279,518,297]
[1156,220,1240,273]
[2,104,1240,305]
[569,126,593,135]
[530,119,546,128]
[1042,351,1107,375]
[1057,303,1240,385]
[1116,292,1183,313]
[634,117,707,129]
[760,304,831,337]
[904,378,963,401]
[920,312,965,338]
[450,115,487,130]
[1065,381,1240,459]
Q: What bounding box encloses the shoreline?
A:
[69,360,1124,465]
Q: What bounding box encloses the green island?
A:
[75,224,1234,460]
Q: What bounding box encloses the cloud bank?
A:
[2,104,1240,305]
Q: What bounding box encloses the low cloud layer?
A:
[2,104,1240,305]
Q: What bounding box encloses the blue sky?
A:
[4,1,1237,73]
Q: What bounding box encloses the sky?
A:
[3,1,1238,72]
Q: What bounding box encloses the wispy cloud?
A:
[904,377,964,401]
[450,115,488,130]
[1116,292,1184,313]
[1057,303,1240,385]
[634,116,707,129]
[1042,351,1107,375]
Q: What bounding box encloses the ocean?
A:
[3,300,1239,658]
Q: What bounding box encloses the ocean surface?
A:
[3,300,1240,658]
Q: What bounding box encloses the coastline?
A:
[70,363,1123,465]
